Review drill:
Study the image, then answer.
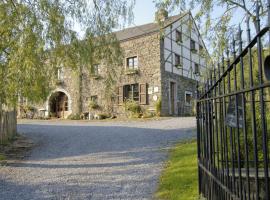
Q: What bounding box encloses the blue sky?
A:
[133,0,156,26]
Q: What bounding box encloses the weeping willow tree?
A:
[0,0,135,115]
[154,0,268,61]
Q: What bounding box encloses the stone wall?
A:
[26,67,80,118]
[27,30,197,118]
[160,66,196,116]
[80,32,163,116]
[160,34,197,116]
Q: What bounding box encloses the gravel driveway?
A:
[0,117,196,200]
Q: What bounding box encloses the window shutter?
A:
[139,83,148,105]
[117,86,123,105]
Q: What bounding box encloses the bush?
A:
[97,113,110,120]
[155,98,162,116]
[124,100,141,118]
[67,113,81,120]
[142,111,155,118]
[20,105,37,119]
[88,100,99,110]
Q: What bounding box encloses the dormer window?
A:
[176,30,182,43]
[127,56,138,70]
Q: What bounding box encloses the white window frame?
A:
[126,56,138,70]
[93,64,101,75]
[190,39,196,52]
[185,91,193,106]
[57,66,64,81]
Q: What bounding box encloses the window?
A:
[126,56,138,70]
[123,84,139,102]
[62,95,68,111]
[92,64,100,75]
[194,63,200,75]
[57,67,64,80]
[64,101,68,111]
[190,40,196,52]
[176,30,182,43]
[90,95,98,103]
[185,91,192,105]
[175,54,182,67]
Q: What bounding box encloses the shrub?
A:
[142,110,155,118]
[20,105,37,119]
[88,100,99,110]
[67,113,81,120]
[124,100,141,118]
[155,98,162,116]
[97,113,110,120]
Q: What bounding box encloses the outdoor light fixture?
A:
[264,55,270,81]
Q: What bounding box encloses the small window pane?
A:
[91,95,98,102]
[191,40,196,51]
[185,92,192,105]
[176,30,182,43]
[134,57,138,68]
[175,54,181,67]
[195,64,200,74]
[127,56,138,69]
[128,59,133,67]
[123,83,139,101]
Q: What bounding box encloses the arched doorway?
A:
[49,91,69,118]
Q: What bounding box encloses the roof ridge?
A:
[114,12,189,41]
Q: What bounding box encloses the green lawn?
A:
[155,140,198,200]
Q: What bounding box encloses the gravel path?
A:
[0,117,196,200]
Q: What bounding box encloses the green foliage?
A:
[0,0,135,108]
[154,0,268,62]
[88,100,99,110]
[67,113,80,120]
[155,98,162,116]
[142,110,155,118]
[212,49,270,169]
[19,105,37,119]
[156,140,198,200]
[124,100,142,118]
[97,113,110,120]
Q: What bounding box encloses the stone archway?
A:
[45,89,72,118]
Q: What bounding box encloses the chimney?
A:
[155,8,168,23]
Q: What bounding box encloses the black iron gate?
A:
[197,2,270,200]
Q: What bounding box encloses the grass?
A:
[155,140,198,200]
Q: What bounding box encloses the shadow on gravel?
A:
[0,124,196,200]
[0,177,159,200]
[16,124,196,161]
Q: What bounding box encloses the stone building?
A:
[27,11,208,119]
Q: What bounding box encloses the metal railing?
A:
[196,2,270,199]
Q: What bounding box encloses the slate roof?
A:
[114,12,188,41]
